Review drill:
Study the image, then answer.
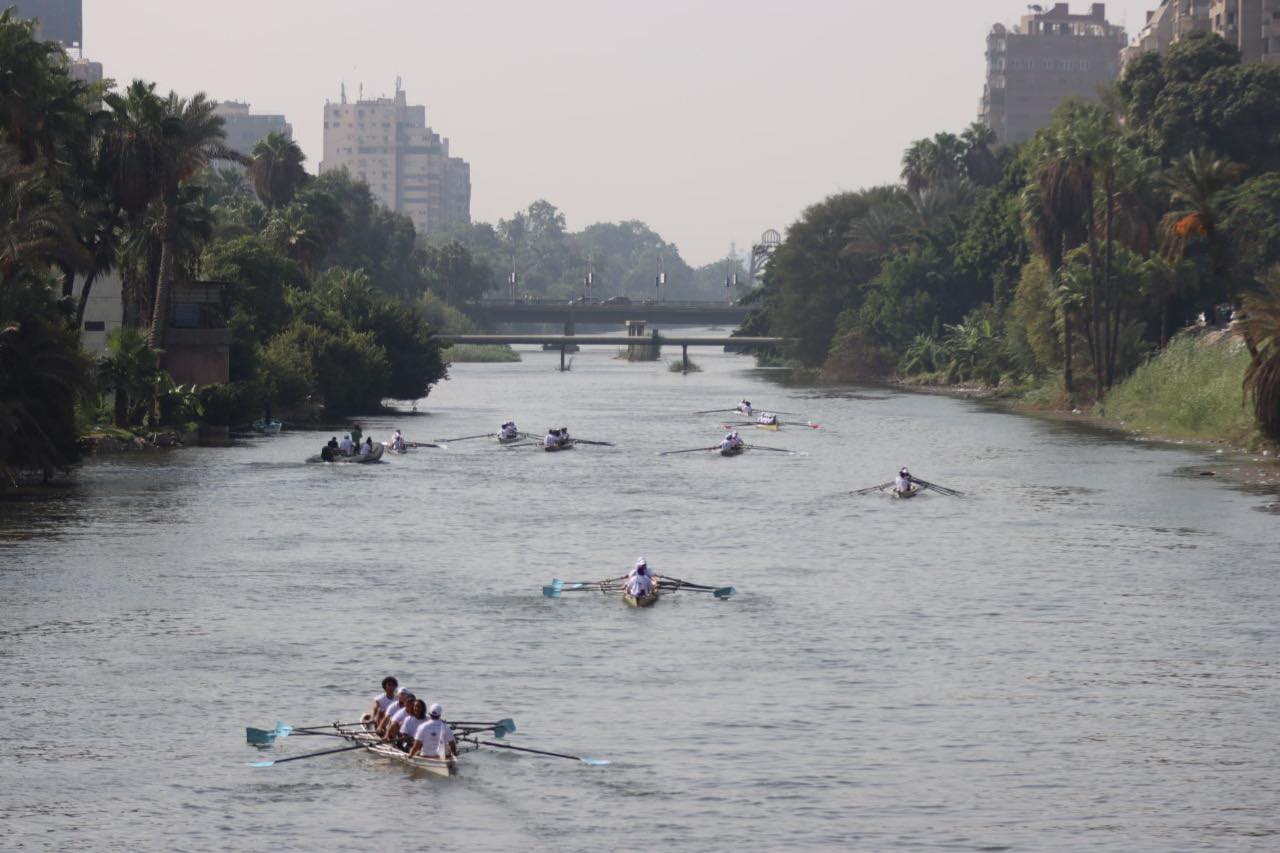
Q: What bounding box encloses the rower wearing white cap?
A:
[626,558,657,597]
[370,676,399,725]
[408,703,457,760]
[894,467,913,495]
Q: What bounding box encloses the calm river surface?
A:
[2,341,1278,852]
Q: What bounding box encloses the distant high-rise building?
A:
[66,56,102,86]
[10,0,82,51]
[1208,1,1280,62]
[213,101,293,157]
[980,3,1127,144]
[320,80,471,236]
[1122,1,1213,66]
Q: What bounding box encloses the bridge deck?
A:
[438,334,783,346]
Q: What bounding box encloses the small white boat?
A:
[346,719,458,777]
[252,418,283,435]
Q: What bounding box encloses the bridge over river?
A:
[465,298,750,327]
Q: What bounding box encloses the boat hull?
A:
[543,441,575,452]
[624,589,660,608]
[350,720,457,776]
[893,485,920,499]
[754,422,780,431]
[719,445,744,457]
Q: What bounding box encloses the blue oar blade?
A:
[249,759,276,767]
[579,757,610,766]
[542,586,561,598]
[275,722,294,738]
[713,587,736,599]
[550,578,565,589]
[246,727,276,745]
[498,718,516,735]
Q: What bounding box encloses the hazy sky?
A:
[84,0,1158,265]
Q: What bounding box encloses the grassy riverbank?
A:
[444,344,521,363]
[1100,332,1260,447]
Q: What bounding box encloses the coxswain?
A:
[386,698,429,750]
[408,703,457,760]
[339,434,353,456]
[737,399,753,416]
[626,562,655,597]
[351,423,363,446]
[370,676,400,724]
[544,429,560,449]
[377,689,415,738]
[895,467,913,495]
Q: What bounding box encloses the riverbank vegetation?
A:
[747,31,1280,444]
[0,12,452,484]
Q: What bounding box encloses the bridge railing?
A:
[470,298,743,308]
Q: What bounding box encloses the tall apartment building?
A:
[10,0,81,50]
[1209,1,1280,62]
[980,3,1127,144]
[320,81,470,236]
[213,101,293,157]
[1122,1,1213,66]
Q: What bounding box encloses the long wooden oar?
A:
[744,444,795,454]
[852,481,894,495]
[543,576,626,597]
[568,438,615,447]
[246,720,366,744]
[659,446,718,456]
[692,408,735,415]
[472,739,609,766]
[656,578,736,598]
[435,432,495,442]
[405,441,444,449]
[249,743,366,767]
[913,477,963,497]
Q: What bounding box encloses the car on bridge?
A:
[603,295,631,305]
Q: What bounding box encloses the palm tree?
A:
[1158,148,1244,324]
[97,327,161,427]
[248,131,308,209]
[1239,278,1280,442]
[960,121,1001,186]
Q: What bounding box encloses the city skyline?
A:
[81,0,1162,265]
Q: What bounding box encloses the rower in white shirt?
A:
[377,689,415,738]
[387,698,429,750]
[719,433,736,451]
[757,412,778,425]
[737,400,753,416]
[409,703,457,760]
[894,467,914,495]
[370,676,400,725]
[390,430,406,452]
[626,563,655,597]
[499,421,519,440]
[543,429,560,449]
[339,434,353,456]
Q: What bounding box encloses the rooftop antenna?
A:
[396,75,402,95]
[358,82,364,100]
[340,81,347,104]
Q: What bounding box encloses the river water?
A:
[2,341,1278,851]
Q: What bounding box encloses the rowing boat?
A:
[543,440,575,452]
[893,484,920,499]
[754,421,780,432]
[346,718,459,777]
[306,443,385,464]
[252,418,283,435]
[497,434,524,445]
[624,588,660,608]
[719,445,744,457]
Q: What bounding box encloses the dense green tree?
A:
[248,131,307,209]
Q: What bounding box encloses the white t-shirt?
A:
[544,434,558,447]
[374,693,397,714]
[627,575,654,596]
[895,475,912,492]
[340,438,353,454]
[400,715,426,742]
[415,718,456,758]
[387,705,410,728]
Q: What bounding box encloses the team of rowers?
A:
[543,427,573,449]
[736,400,779,426]
[719,431,745,452]
[318,425,409,460]
[368,676,458,760]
